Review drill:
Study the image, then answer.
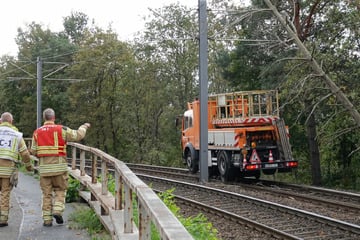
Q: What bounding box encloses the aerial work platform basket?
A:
[208,90,280,127]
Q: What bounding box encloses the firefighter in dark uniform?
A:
[30,108,90,227]
[0,112,33,227]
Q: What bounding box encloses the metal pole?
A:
[199,0,209,182]
[37,57,42,128]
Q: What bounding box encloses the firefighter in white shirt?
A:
[0,112,33,227]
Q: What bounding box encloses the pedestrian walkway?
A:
[0,172,91,240]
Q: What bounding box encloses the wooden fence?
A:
[26,139,193,240]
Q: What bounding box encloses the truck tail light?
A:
[286,161,298,168]
[245,164,260,170]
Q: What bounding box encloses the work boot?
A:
[53,214,64,224]
[0,221,8,227]
[43,220,52,227]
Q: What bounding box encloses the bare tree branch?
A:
[264,0,360,128]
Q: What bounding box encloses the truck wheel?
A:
[186,151,199,173]
[218,151,235,183]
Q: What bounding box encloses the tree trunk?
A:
[305,100,322,185]
[264,0,360,186]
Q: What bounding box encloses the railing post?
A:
[139,201,150,240]
[124,184,133,233]
[115,171,122,210]
[91,154,97,184]
[101,160,108,195]
[72,147,76,170]
[80,150,85,176]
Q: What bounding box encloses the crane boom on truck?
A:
[179,90,298,182]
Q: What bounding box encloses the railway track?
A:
[70,161,360,239]
[138,174,360,239]
[126,164,360,238]
[221,179,360,225]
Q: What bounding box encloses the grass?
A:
[68,205,111,240]
[67,174,220,240]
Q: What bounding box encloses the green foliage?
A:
[66,29,138,160]
[103,174,218,239]
[106,174,116,195]
[67,177,111,239]
[62,11,89,44]
[68,207,109,238]
[182,213,218,240]
[158,188,219,240]
[242,1,360,188]
[2,1,360,191]
[66,176,81,203]
[158,189,180,214]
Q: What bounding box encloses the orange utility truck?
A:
[180,90,298,182]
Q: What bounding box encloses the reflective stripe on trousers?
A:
[0,177,12,221]
[40,172,68,221]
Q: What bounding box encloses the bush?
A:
[68,207,110,239]
[158,188,219,240]
[85,174,218,240]
[66,176,81,203]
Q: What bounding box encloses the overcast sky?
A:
[0,0,199,56]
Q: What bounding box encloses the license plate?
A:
[264,163,278,168]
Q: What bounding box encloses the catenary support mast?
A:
[37,57,42,129]
[199,0,209,182]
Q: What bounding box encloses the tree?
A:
[63,11,89,45]
[217,0,360,187]
[132,1,243,165]
[67,27,136,159]
[0,11,96,137]
[0,22,77,136]
[265,0,360,127]
[137,3,199,110]
[263,0,360,187]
